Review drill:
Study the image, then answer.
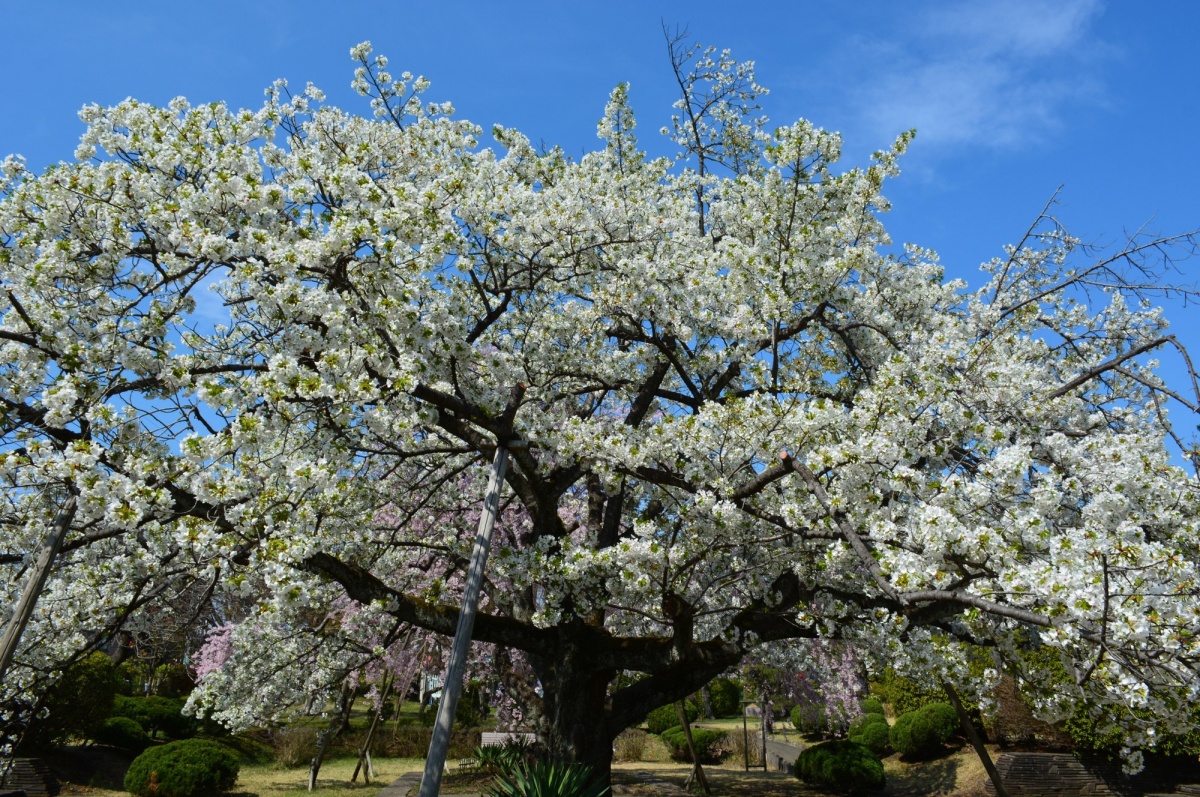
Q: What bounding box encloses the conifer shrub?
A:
[112,695,197,739]
[708,677,742,718]
[889,702,959,758]
[659,725,729,763]
[847,711,888,738]
[860,698,884,716]
[795,740,885,793]
[849,720,891,757]
[646,703,697,735]
[91,716,150,752]
[124,739,240,797]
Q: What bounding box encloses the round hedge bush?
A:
[790,701,829,736]
[847,711,888,738]
[849,721,892,757]
[889,702,959,759]
[917,702,959,742]
[646,703,697,735]
[92,716,150,752]
[124,739,240,797]
[708,677,742,718]
[795,740,885,794]
[112,695,198,739]
[861,698,884,716]
[659,726,728,763]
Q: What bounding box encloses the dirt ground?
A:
[611,744,993,797]
[36,741,995,797]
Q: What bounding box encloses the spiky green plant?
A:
[484,758,609,797]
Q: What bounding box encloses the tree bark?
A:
[533,640,618,786]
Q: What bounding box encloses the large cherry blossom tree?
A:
[3,38,1200,779]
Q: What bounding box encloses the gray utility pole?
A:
[0,495,77,688]
[418,443,514,797]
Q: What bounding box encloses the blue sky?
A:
[3,0,1199,449]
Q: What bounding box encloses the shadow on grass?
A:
[884,753,961,797]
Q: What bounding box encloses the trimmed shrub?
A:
[918,703,959,742]
[660,725,728,763]
[115,659,152,696]
[112,695,197,739]
[91,716,150,752]
[708,678,742,718]
[847,711,888,738]
[646,703,697,735]
[860,698,884,716]
[849,721,891,757]
[124,738,240,797]
[890,702,959,759]
[795,740,885,794]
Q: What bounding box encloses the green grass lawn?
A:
[234,755,425,797]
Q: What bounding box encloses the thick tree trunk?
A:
[531,633,618,787]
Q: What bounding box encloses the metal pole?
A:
[0,496,77,687]
[418,445,510,797]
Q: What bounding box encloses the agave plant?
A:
[484,758,610,797]
[474,736,540,776]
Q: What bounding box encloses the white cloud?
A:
[850,0,1108,150]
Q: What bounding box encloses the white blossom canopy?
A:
[2,40,1199,770]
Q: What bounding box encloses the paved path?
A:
[763,736,804,774]
[378,770,422,797]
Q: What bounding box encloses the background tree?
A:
[3,38,1200,784]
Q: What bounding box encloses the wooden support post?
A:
[309,681,354,791]
[352,671,394,784]
[418,443,512,797]
[676,701,710,795]
[760,692,769,772]
[942,681,1010,797]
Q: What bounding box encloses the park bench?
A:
[480,731,537,747]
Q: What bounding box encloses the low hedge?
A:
[646,704,698,735]
[112,695,197,739]
[91,716,150,752]
[890,702,959,759]
[659,725,728,763]
[795,740,885,794]
[791,702,828,736]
